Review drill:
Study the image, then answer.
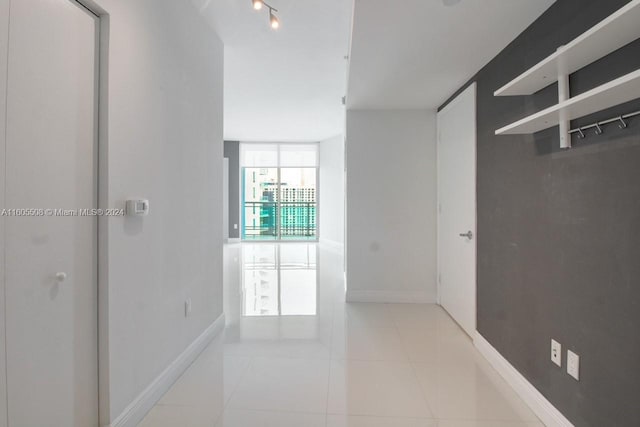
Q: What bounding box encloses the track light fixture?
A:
[269,8,280,29]
[251,0,280,30]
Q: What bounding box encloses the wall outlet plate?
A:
[567,350,580,381]
[185,298,192,317]
[551,339,562,367]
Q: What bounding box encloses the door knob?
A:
[459,231,473,239]
[55,272,67,282]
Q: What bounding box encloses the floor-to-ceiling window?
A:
[241,144,318,241]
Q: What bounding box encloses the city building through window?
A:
[240,143,318,241]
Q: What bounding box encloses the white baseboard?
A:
[474,332,574,427]
[108,314,226,427]
[346,289,436,304]
[318,238,344,254]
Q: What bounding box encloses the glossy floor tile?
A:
[139,243,543,427]
[326,415,437,427]
[139,404,222,427]
[331,323,408,361]
[227,356,330,413]
[217,409,326,427]
[327,360,432,418]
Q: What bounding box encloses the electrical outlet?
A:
[567,350,580,381]
[185,298,192,318]
[551,339,562,367]
[233,223,238,230]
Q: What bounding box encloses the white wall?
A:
[345,110,437,303]
[0,0,8,425]
[92,0,224,423]
[0,0,223,425]
[319,135,345,249]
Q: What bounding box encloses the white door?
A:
[4,0,99,425]
[437,83,477,337]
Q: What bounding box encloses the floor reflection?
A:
[140,242,543,427]
[242,243,317,317]
[223,243,337,359]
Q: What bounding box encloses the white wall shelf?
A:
[494,0,640,148]
[495,0,640,97]
[496,69,640,135]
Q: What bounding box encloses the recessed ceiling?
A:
[347,0,556,110]
[192,0,353,142]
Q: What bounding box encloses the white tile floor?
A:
[139,243,543,427]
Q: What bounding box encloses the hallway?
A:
[140,243,541,427]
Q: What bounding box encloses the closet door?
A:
[437,83,477,337]
[4,0,99,425]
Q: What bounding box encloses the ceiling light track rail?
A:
[261,1,277,12]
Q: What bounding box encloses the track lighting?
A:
[251,0,280,30]
[269,9,280,29]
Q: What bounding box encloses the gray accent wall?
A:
[440,0,640,425]
[224,141,240,239]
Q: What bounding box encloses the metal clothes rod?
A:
[569,110,640,137]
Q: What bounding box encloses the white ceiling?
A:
[347,0,556,110]
[192,0,353,142]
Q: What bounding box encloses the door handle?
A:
[459,231,473,239]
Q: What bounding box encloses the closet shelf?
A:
[496,69,640,135]
[494,0,640,97]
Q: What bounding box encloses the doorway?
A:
[437,83,477,338]
[3,0,100,425]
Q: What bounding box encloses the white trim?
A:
[346,290,435,304]
[495,68,640,136]
[474,332,574,427]
[108,314,225,427]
